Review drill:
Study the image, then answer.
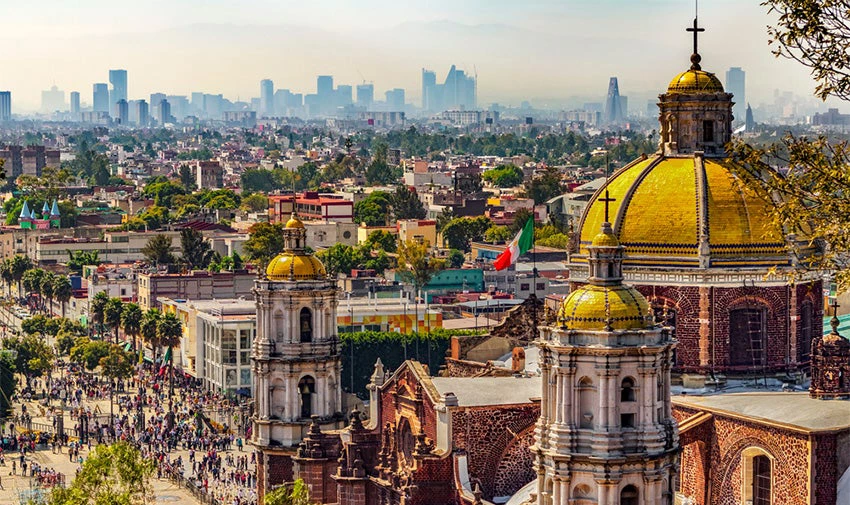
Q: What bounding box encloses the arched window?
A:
[800,302,813,362]
[397,417,414,462]
[620,485,639,505]
[729,307,767,367]
[621,377,636,402]
[742,448,773,505]
[271,378,286,419]
[578,377,595,429]
[298,376,315,418]
[300,307,313,343]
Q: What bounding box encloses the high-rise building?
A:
[150,93,166,109]
[41,86,65,113]
[114,99,129,125]
[92,83,110,113]
[0,92,10,121]
[135,100,149,127]
[356,84,374,108]
[70,92,80,116]
[260,79,274,116]
[745,103,755,132]
[336,85,353,107]
[317,75,333,96]
[167,95,189,120]
[620,95,629,118]
[604,77,623,124]
[109,69,128,107]
[157,100,172,124]
[385,88,405,110]
[191,92,205,116]
[316,75,334,114]
[421,65,475,113]
[725,67,746,123]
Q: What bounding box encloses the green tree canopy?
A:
[354,191,391,226]
[397,239,446,292]
[142,234,176,265]
[525,166,565,204]
[440,216,492,252]
[482,164,524,187]
[391,184,427,220]
[180,228,215,269]
[244,222,287,269]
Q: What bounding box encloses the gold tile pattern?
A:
[558,284,653,331]
[667,69,724,94]
[266,252,327,280]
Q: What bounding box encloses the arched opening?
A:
[742,448,773,505]
[297,376,315,418]
[578,376,595,429]
[800,302,813,362]
[300,307,313,343]
[729,307,767,367]
[621,377,636,402]
[271,378,286,419]
[620,485,639,505]
[397,417,415,463]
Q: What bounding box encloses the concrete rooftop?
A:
[430,376,541,407]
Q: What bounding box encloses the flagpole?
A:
[531,214,538,339]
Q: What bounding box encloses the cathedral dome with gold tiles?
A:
[667,69,724,94]
[265,214,327,280]
[558,283,654,331]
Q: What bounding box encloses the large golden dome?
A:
[266,252,326,280]
[558,284,654,331]
[577,155,788,267]
[667,69,724,94]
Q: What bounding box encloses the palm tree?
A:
[104,297,124,344]
[140,308,162,364]
[10,255,33,300]
[39,272,56,315]
[53,276,72,318]
[121,303,142,352]
[22,268,44,311]
[157,312,182,413]
[0,259,13,297]
[90,291,110,338]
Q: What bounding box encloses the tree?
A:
[440,216,492,252]
[448,249,465,268]
[100,345,135,426]
[435,207,455,233]
[484,225,513,243]
[241,193,269,213]
[0,350,16,417]
[22,268,45,310]
[121,303,143,352]
[0,259,13,296]
[363,230,398,254]
[157,312,182,409]
[241,168,279,193]
[354,191,391,226]
[10,255,33,299]
[47,441,155,505]
[140,309,162,364]
[179,164,195,190]
[391,185,426,220]
[104,297,124,344]
[264,479,312,505]
[8,335,53,386]
[365,142,397,185]
[142,234,175,265]
[90,291,110,338]
[70,338,112,371]
[244,222,287,269]
[39,271,57,314]
[55,332,76,356]
[180,228,215,270]
[316,244,363,278]
[482,164,524,187]
[67,250,101,274]
[53,275,73,318]
[525,167,564,204]
[397,239,446,333]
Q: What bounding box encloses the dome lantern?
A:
[265,212,328,281]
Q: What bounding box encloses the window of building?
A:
[520,283,530,291]
[536,282,545,291]
[800,302,813,361]
[703,120,714,143]
[742,448,773,505]
[298,376,315,418]
[620,485,639,505]
[753,455,771,505]
[620,413,635,428]
[621,377,636,402]
[577,376,596,429]
[729,308,767,367]
[300,307,312,343]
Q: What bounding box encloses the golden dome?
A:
[285,215,305,229]
[266,252,326,280]
[558,284,654,331]
[577,155,789,267]
[591,228,620,247]
[667,69,724,94]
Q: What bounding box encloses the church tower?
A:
[533,218,679,504]
[251,214,345,500]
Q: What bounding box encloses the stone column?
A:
[698,286,711,371]
[789,286,798,367]
[597,370,609,429]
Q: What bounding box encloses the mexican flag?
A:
[494,218,534,271]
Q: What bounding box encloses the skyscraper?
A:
[0,92,10,121]
[41,86,65,113]
[317,75,333,96]
[725,67,746,123]
[745,103,755,132]
[115,99,129,125]
[150,93,166,109]
[70,92,80,116]
[157,100,172,124]
[135,100,149,127]
[92,83,110,113]
[109,69,128,106]
[336,85,353,107]
[422,69,437,111]
[385,89,405,110]
[260,79,274,116]
[421,66,475,112]
[356,84,374,108]
[604,77,623,124]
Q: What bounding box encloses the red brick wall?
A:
[640,285,700,371]
[451,404,539,500]
[814,434,838,505]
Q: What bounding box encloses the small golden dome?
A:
[266,252,326,280]
[285,216,305,229]
[591,228,620,248]
[667,69,724,94]
[558,284,654,331]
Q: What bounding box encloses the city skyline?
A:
[0,0,837,111]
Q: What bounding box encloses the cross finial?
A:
[829,298,841,334]
[599,190,616,223]
[686,9,705,70]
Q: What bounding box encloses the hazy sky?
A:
[0,0,831,111]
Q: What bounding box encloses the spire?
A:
[19,201,30,219]
[587,222,624,288]
[50,199,60,217]
[41,202,49,215]
[686,3,705,70]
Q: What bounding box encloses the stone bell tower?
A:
[252,214,345,500]
[532,219,679,505]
